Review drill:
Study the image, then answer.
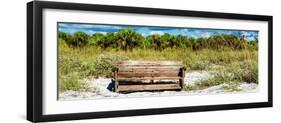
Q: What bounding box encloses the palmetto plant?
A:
[115,28,144,51]
[192,37,209,50]
[147,34,165,51]
[70,31,89,47]
[58,31,72,45]
[191,34,249,50]
[89,33,104,46]
[174,35,188,48]
[98,32,116,48]
[208,34,248,50]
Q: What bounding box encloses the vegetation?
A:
[183,60,258,91]
[58,29,258,51]
[223,84,242,92]
[58,28,258,92]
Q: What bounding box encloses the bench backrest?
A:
[116,60,184,78]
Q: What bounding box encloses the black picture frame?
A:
[27,1,273,122]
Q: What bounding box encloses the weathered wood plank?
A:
[117,72,180,77]
[117,60,182,66]
[118,83,181,91]
[117,64,182,66]
[118,68,181,72]
[118,64,183,66]
[117,77,182,81]
[117,66,182,69]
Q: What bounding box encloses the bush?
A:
[58,54,82,75]
[59,73,91,92]
[92,54,128,78]
[240,61,258,83]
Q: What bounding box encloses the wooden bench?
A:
[113,60,185,92]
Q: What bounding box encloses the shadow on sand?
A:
[106,79,115,92]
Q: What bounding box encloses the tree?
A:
[70,31,89,47]
[192,37,208,50]
[208,34,247,50]
[59,31,68,40]
[58,31,72,44]
[115,29,144,51]
[185,37,196,48]
[192,34,248,50]
[147,34,167,51]
[175,35,188,48]
[142,37,152,49]
[247,37,258,50]
[89,33,104,46]
[98,32,116,48]
[160,33,172,48]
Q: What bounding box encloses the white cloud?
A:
[150,31,164,35]
[201,32,211,38]
[180,29,189,35]
[86,30,107,35]
[241,31,251,37]
[70,24,122,30]
[58,23,69,28]
[241,31,258,41]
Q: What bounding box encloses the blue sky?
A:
[58,23,258,41]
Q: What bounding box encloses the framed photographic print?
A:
[27,1,273,122]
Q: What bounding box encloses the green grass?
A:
[58,41,258,92]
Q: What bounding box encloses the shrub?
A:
[59,73,91,92]
[240,61,258,83]
[58,54,82,75]
[92,54,128,78]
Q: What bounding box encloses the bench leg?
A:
[115,80,119,92]
[180,68,185,90]
[114,70,119,92]
[179,79,184,90]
